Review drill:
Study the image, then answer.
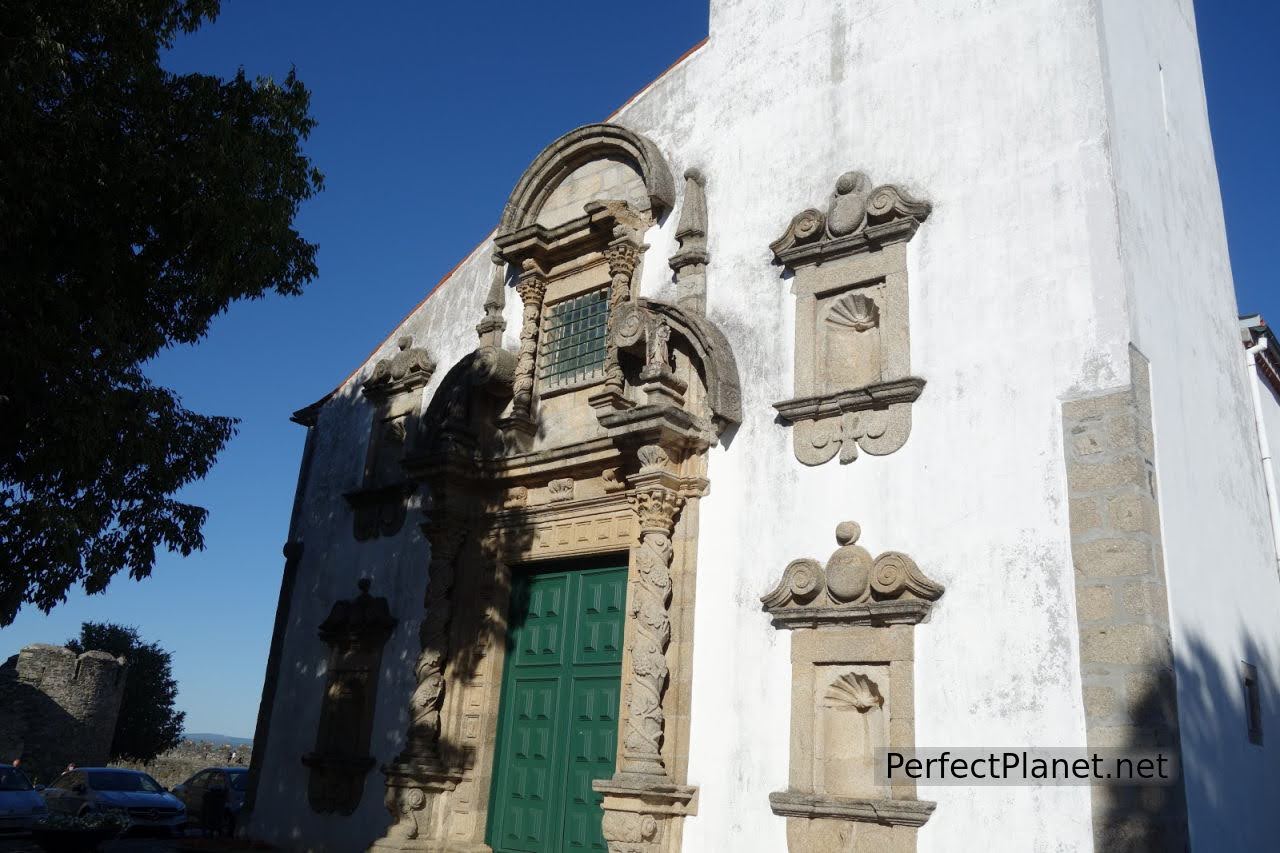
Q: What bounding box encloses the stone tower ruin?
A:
[0,643,128,782]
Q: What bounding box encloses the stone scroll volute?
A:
[771,173,931,465]
[762,522,942,853]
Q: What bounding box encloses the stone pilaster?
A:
[1063,348,1187,851]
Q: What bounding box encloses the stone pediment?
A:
[770,173,931,267]
[363,336,437,400]
[761,522,943,628]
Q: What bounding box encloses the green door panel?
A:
[488,563,627,853]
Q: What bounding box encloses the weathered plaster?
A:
[247,0,1275,850]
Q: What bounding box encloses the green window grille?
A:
[539,288,609,387]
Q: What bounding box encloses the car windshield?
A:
[88,770,163,793]
[0,767,33,792]
[230,771,248,792]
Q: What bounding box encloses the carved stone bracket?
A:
[772,172,931,465]
[762,522,942,853]
[595,776,698,853]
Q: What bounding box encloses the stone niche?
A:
[303,579,397,815]
[761,522,942,853]
[345,337,437,540]
[771,172,931,465]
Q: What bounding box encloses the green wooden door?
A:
[487,563,627,853]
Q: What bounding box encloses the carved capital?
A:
[515,259,548,304]
[605,237,645,283]
[630,487,684,536]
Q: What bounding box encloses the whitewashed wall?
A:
[1093,0,1280,848]
[250,1,1274,850]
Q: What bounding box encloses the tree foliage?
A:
[0,1,324,624]
[68,621,186,762]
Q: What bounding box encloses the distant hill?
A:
[184,732,253,746]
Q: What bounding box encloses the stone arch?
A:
[498,123,676,234]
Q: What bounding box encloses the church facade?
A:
[244,1,1280,851]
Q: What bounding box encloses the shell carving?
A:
[824,672,884,712]
[826,293,879,333]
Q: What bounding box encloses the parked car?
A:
[0,766,47,836]
[41,768,185,835]
[170,766,247,836]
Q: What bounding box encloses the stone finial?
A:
[762,522,943,627]
[670,168,709,315]
[475,257,508,346]
[363,337,437,399]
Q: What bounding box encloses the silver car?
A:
[42,768,185,835]
[0,766,47,836]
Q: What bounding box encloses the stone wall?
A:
[0,643,128,783]
[115,739,252,790]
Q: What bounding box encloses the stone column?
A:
[619,447,684,777]
[507,259,547,429]
[594,444,697,853]
[374,517,467,849]
[602,234,644,397]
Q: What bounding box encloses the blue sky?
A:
[1,2,1274,738]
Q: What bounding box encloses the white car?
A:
[0,766,47,836]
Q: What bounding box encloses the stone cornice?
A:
[773,377,926,424]
[766,599,937,630]
[768,791,936,828]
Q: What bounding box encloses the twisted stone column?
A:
[620,446,684,778]
[509,260,547,426]
[405,520,467,760]
[603,237,644,396]
[377,519,466,846]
